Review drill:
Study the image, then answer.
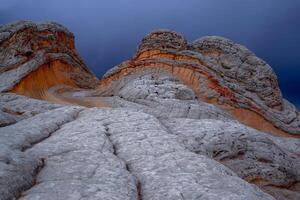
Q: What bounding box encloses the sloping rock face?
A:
[100,30,300,136]
[0,93,278,200]
[0,21,98,100]
[1,22,300,200]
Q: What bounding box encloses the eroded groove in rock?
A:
[102,123,142,200]
[17,108,138,200]
[0,93,63,127]
[82,108,274,200]
[0,106,82,200]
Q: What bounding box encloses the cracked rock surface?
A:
[2,92,299,200]
[1,21,300,200]
[0,95,275,200]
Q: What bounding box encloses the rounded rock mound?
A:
[0,21,98,100]
[100,30,300,136]
[136,29,188,55]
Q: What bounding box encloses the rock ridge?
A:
[100,29,300,136]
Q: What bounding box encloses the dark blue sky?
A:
[1,0,300,108]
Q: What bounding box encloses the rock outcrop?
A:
[1,21,300,200]
[100,30,300,136]
[0,21,98,100]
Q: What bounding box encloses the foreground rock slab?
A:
[0,95,275,200]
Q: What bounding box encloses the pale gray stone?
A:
[1,22,299,200]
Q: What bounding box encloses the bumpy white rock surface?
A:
[1,88,299,200]
[1,22,300,200]
[0,94,276,200]
[99,70,234,121]
[97,70,300,200]
[102,30,300,135]
[0,93,62,127]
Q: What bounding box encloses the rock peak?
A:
[136,29,188,55]
[0,20,98,99]
[0,20,73,44]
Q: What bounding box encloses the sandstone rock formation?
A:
[0,21,300,200]
[0,21,98,100]
[100,30,300,136]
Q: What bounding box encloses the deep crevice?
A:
[102,122,143,200]
[14,109,83,199]
[16,158,45,200]
[137,181,143,200]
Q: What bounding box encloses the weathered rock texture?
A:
[1,22,300,200]
[100,30,300,136]
[0,21,98,99]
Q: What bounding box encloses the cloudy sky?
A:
[1,0,299,108]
